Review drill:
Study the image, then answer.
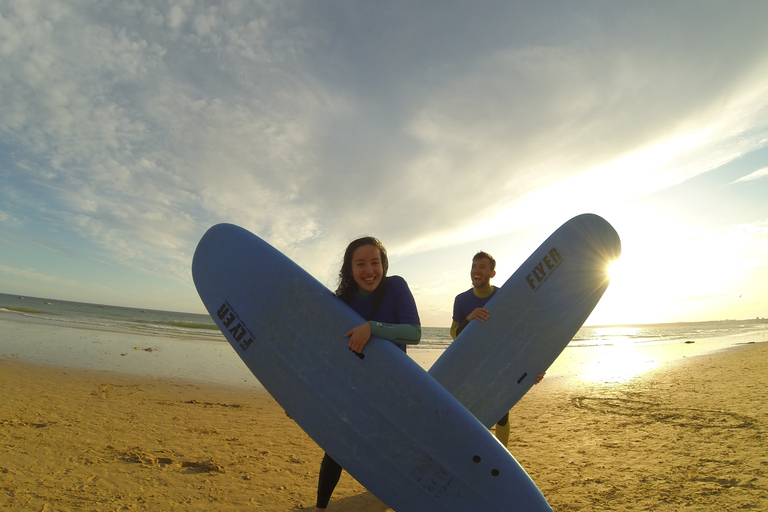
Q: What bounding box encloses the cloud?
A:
[2,0,768,295]
[1,2,333,269]
[732,167,768,184]
[0,263,79,287]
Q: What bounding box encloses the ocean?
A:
[1,292,766,387]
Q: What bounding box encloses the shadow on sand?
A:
[291,491,391,512]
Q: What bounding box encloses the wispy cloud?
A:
[2,1,768,319]
[732,167,768,184]
[0,263,79,287]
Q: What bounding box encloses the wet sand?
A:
[1,340,766,511]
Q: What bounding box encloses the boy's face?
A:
[471,257,496,290]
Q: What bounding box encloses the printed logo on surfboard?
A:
[216,300,255,351]
[525,247,562,292]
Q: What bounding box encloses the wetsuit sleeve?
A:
[370,322,421,345]
[450,292,468,339]
[450,319,470,339]
[392,276,420,326]
[452,294,463,325]
[451,292,469,339]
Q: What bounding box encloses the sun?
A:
[607,259,625,283]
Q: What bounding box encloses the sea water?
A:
[1,292,766,387]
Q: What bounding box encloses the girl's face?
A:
[351,244,383,292]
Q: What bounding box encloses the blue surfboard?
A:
[192,224,553,512]
[430,214,621,427]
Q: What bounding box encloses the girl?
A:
[313,236,421,511]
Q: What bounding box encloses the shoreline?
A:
[1,314,765,390]
[2,340,767,510]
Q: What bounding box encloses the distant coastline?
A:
[586,317,768,328]
[3,290,766,328]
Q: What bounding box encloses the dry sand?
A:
[1,341,766,511]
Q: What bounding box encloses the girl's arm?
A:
[370,321,421,345]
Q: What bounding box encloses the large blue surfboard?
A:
[430,214,621,428]
[192,224,552,512]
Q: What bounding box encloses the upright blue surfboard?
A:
[192,224,552,512]
[430,214,621,427]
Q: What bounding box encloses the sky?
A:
[1,1,767,327]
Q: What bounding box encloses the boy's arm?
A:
[452,318,470,338]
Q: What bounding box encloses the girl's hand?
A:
[345,321,372,354]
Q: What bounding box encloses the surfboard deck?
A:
[192,223,553,512]
[430,213,621,427]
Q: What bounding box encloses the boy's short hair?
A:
[473,251,496,272]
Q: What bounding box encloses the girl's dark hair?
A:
[335,236,389,304]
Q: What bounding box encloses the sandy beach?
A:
[2,337,766,511]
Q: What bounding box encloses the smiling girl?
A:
[313,235,421,511]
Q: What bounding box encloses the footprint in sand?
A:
[571,396,755,429]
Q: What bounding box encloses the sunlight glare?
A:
[579,333,659,383]
[607,259,624,283]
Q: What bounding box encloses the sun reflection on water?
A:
[579,327,660,383]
